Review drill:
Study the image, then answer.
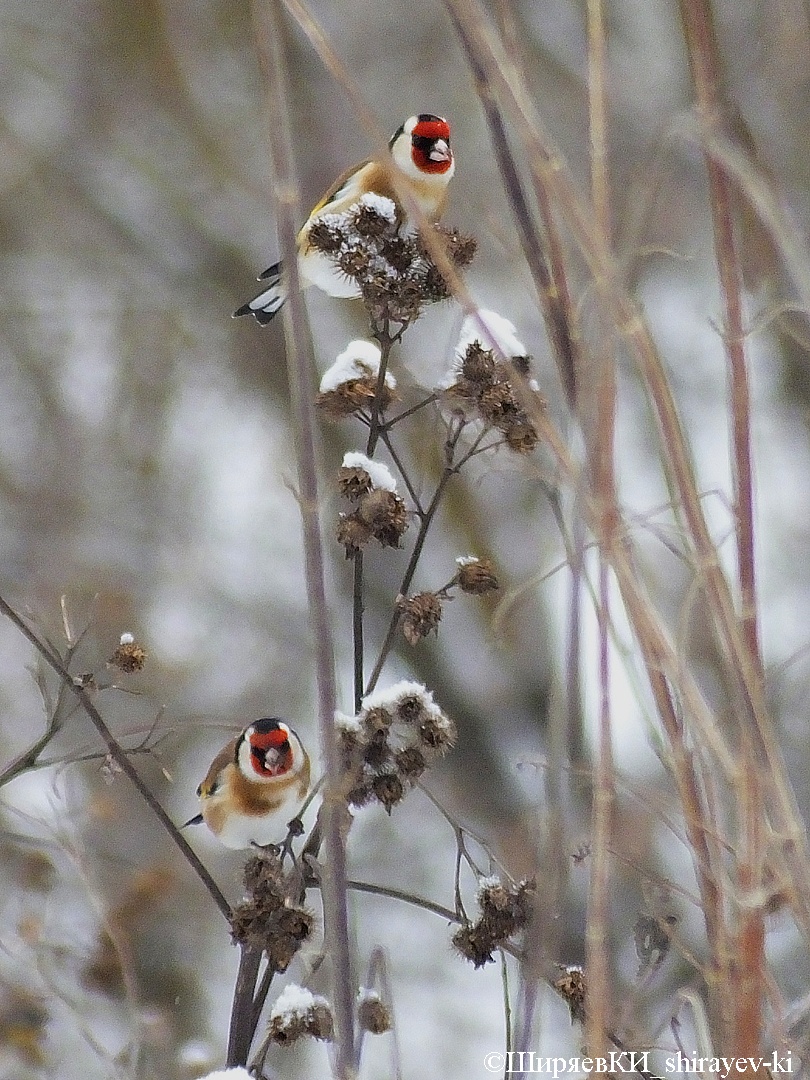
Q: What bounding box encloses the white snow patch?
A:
[342,452,397,492]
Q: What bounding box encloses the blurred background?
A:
[3,0,810,1076]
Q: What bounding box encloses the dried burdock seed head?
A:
[363,729,392,770]
[452,922,498,969]
[554,965,586,1025]
[342,682,456,812]
[419,712,457,753]
[372,772,405,813]
[268,985,334,1045]
[109,633,147,673]
[356,488,409,548]
[307,219,343,255]
[477,876,534,940]
[504,418,539,454]
[318,377,395,419]
[435,225,477,268]
[394,745,427,781]
[362,705,394,734]
[347,779,375,808]
[354,202,393,238]
[338,465,375,502]
[339,245,373,278]
[461,342,497,385]
[335,712,365,770]
[455,556,499,595]
[340,452,397,498]
[337,512,373,556]
[380,235,415,274]
[398,591,443,645]
[478,381,520,425]
[230,897,313,967]
[394,692,425,724]
[357,990,392,1034]
[242,850,285,901]
[318,341,398,420]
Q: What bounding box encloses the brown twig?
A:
[248,2,354,1073]
[0,593,231,921]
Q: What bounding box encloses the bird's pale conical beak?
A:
[429,139,451,163]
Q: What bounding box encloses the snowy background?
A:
[3,0,810,1077]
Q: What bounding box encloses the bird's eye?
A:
[195,783,202,797]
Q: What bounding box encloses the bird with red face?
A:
[234,113,455,324]
[185,718,310,848]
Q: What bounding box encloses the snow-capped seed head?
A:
[320,340,396,394]
[455,556,499,595]
[109,635,147,673]
[554,965,586,1024]
[456,308,527,361]
[338,465,375,502]
[418,710,457,754]
[356,192,397,223]
[341,452,397,493]
[268,984,334,1044]
[357,989,392,1034]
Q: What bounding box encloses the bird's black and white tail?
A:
[233,261,287,324]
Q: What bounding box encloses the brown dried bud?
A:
[461,342,497,385]
[357,993,392,1034]
[362,705,394,734]
[338,465,375,501]
[436,226,478,267]
[307,219,343,254]
[336,512,373,556]
[394,745,427,781]
[418,712,457,754]
[318,376,396,420]
[395,693,425,724]
[339,245,372,278]
[379,235,414,274]
[504,418,539,454]
[398,591,443,645]
[242,851,285,899]
[268,988,334,1044]
[477,878,534,940]
[479,381,520,425]
[109,636,146,673]
[372,772,405,813]
[456,558,499,595]
[363,727,392,769]
[353,203,393,238]
[356,488,409,548]
[452,922,498,969]
[554,965,586,1024]
[346,779,375,807]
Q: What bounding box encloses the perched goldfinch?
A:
[185,718,310,849]
[234,113,455,325]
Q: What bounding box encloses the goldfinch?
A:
[234,113,454,325]
[185,718,310,849]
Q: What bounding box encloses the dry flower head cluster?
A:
[336,680,457,813]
